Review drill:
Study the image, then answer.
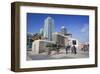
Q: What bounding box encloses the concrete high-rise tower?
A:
[43,17,54,41]
[40,28,43,36]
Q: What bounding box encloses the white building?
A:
[32,39,55,54]
[43,17,54,41]
[52,32,80,48]
[69,38,81,49]
[52,32,70,47]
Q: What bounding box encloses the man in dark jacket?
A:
[65,45,70,54]
[71,45,77,54]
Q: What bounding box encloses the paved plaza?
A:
[27,48,89,60]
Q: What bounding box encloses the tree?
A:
[46,43,62,55]
[46,43,53,55]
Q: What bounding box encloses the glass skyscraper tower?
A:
[43,17,54,41]
[61,26,67,35]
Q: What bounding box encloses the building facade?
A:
[61,26,67,35]
[32,40,55,54]
[40,28,44,36]
[43,17,54,41]
[52,32,69,47]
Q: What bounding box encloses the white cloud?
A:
[80,24,89,33]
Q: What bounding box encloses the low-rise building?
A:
[52,32,70,47]
[32,40,55,54]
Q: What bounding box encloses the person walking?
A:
[65,46,68,54]
[65,45,70,54]
[71,45,77,54]
[73,45,77,54]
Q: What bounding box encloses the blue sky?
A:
[27,13,89,43]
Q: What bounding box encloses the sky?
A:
[27,13,89,43]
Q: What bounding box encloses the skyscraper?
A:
[43,17,54,41]
[61,26,67,35]
[40,28,43,36]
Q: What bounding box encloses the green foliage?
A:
[46,43,62,51]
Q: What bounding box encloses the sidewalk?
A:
[27,48,89,60]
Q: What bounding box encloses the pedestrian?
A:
[71,45,77,54]
[65,46,68,54]
[65,45,70,54]
[73,45,77,54]
[71,45,74,53]
[48,48,51,55]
